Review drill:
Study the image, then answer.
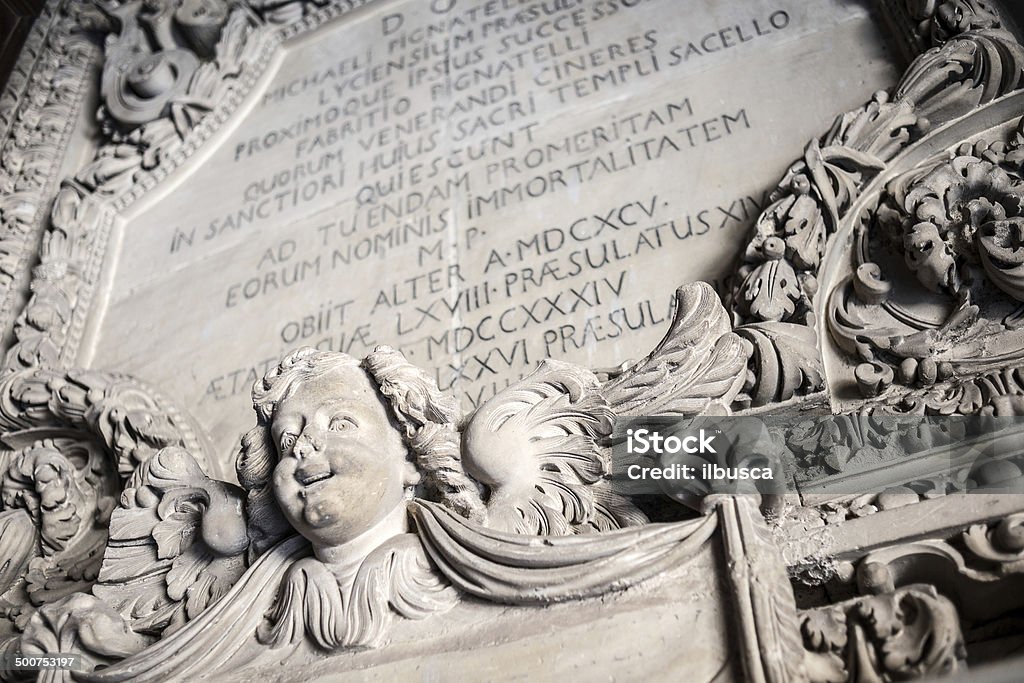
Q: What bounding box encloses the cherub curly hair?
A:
[235,345,484,556]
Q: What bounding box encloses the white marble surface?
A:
[88,0,900,460]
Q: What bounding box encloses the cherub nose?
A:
[292,433,320,459]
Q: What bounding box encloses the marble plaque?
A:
[6,1,1024,680]
[83,0,900,457]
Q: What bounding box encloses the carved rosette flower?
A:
[892,154,1024,300]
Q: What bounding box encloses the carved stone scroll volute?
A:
[727,0,1024,409]
[0,364,216,672]
[799,584,966,682]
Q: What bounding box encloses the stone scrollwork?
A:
[867,364,1024,414]
[791,515,1024,683]
[91,447,248,638]
[734,321,824,407]
[0,0,1023,679]
[728,0,1024,406]
[907,0,1004,47]
[890,144,1024,302]
[81,1,267,196]
[799,584,966,682]
[828,524,1024,647]
[828,121,1024,400]
[6,184,106,375]
[0,363,215,678]
[0,0,94,344]
[249,0,332,25]
[0,282,756,680]
[3,0,377,388]
[962,510,1024,574]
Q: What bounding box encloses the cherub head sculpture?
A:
[235,346,483,558]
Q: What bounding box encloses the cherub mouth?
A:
[298,471,333,488]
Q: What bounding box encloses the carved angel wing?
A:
[604,282,750,416]
[461,360,645,535]
[92,447,248,637]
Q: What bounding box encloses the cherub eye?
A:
[280,433,297,453]
[329,416,356,432]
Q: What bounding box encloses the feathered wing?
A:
[604,282,750,416]
[92,447,249,637]
[461,360,646,535]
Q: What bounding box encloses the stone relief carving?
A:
[827,119,1024,400]
[793,514,1024,673]
[799,584,966,682]
[0,363,215,679]
[729,0,1024,407]
[0,1,94,342]
[0,0,1022,680]
[80,1,266,195]
[908,0,1003,47]
[3,0,395,385]
[4,0,373,379]
[0,282,766,680]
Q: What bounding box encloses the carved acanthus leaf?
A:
[6,183,103,375]
[895,28,1024,122]
[733,88,920,328]
[0,508,37,603]
[735,321,824,407]
[259,536,457,652]
[93,447,247,637]
[888,153,1024,300]
[799,585,965,682]
[604,282,749,415]
[738,245,803,323]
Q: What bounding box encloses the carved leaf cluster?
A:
[93,447,247,637]
[605,282,749,415]
[800,586,965,681]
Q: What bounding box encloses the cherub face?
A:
[270,365,411,549]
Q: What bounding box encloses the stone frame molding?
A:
[0,0,1023,681]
